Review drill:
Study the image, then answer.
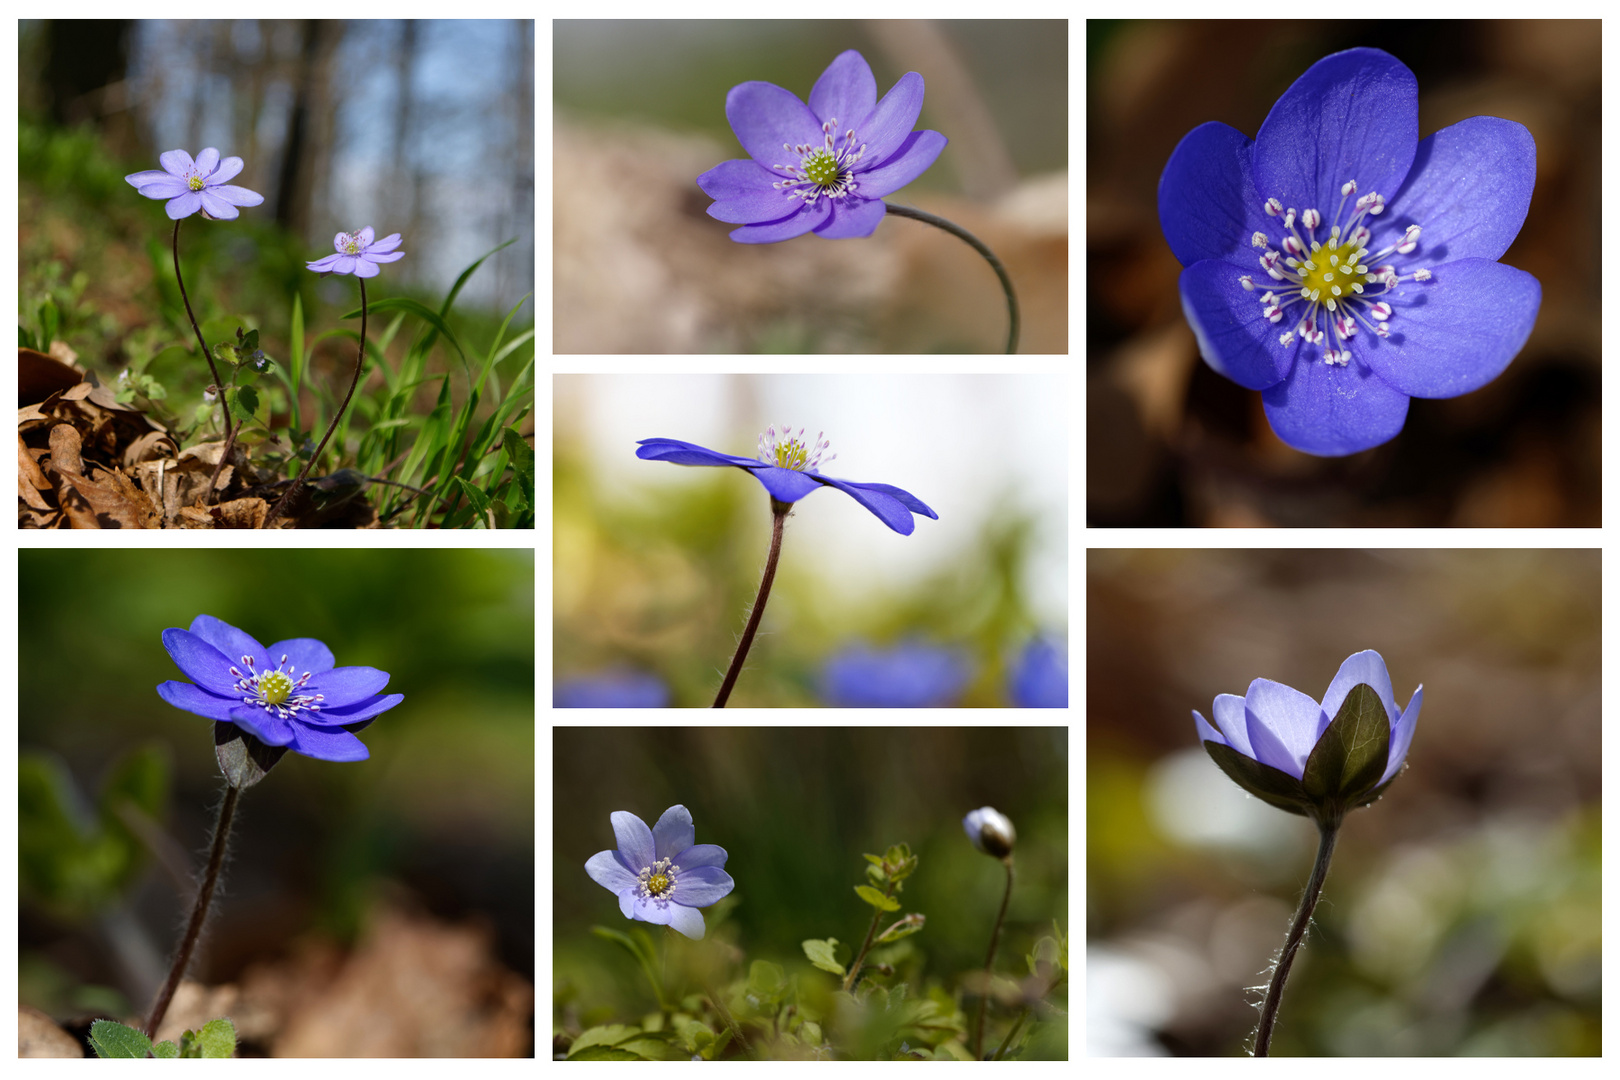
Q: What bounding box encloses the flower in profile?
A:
[696,49,948,244]
[963,806,1016,859]
[820,640,971,707]
[636,427,937,535]
[1193,649,1421,824]
[156,615,402,762]
[1159,48,1540,455]
[585,805,734,940]
[124,148,265,221]
[306,227,405,278]
[1008,636,1067,708]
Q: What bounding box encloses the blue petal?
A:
[313,692,403,725]
[676,843,728,869]
[1320,650,1397,732]
[814,476,933,534]
[697,158,797,224]
[1260,352,1411,456]
[186,615,268,670]
[283,722,368,762]
[1177,261,1294,390]
[813,197,887,239]
[725,80,823,168]
[156,680,237,721]
[304,665,390,709]
[161,628,244,696]
[586,849,638,894]
[1389,117,1536,267]
[1358,259,1540,399]
[728,200,829,244]
[1383,685,1422,784]
[635,438,759,469]
[227,705,296,747]
[1244,678,1329,779]
[265,637,335,675]
[749,466,823,503]
[850,71,926,167]
[1253,48,1418,225]
[653,805,694,861]
[1158,121,1269,266]
[1193,708,1226,747]
[808,50,877,129]
[1210,693,1254,758]
[611,811,656,873]
[670,865,734,908]
[856,130,947,198]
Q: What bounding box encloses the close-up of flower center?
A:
[1240,181,1430,367]
[757,424,835,472]
[772,119,866,205]
[186,173,205,192]
[230,653,323,719]
[638,857,677,899]
[342,232,362,255]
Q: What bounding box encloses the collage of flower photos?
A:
[1086,19,1601,1062]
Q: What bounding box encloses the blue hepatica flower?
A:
[821,639,972,707]
[124,148,265,221]
[1159,48,1540,455]
[554,669,670,709]
[1009,636,1068,708]
[306,227,405,278]
[1194,649,1421,820]
[696,49,947,243]
[585,805,735,940]
[156,615,402,762]
[636,426,937,535]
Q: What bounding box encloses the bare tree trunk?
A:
[391,19,420,243]
[275,19,341,239]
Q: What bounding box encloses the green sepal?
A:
[214,723,288,790]
[88,1019,152,1058]
[1302,683,1391,815]
[151,1040,180,1058]
[855,885,901,912]
[1202,740,1314,816]
[193,1017,237,1057]
[802,937,846,975]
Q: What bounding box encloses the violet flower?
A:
[124,148,265,221]
[585,805,734,940]
[1193,649,1420,823]
[1159,48,1540,455]
[156,615,402,762]
[636,427,937,536]
[696,49,947,243]
[306,227,405,278]
[1009,636,1068,708]
[821,640,971,707]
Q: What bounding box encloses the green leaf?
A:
[802,937,847,976]
[863,853,885,867]
[1202,740,1315,817]
[567,1024,640,1059]
[152,1040,180,1058]
[875,912,926,944]
[1303,682,1391,812]
[342,296,467,363]
[226,385,259,422]
[855,885,901,912]
[501,426,534,504]
[195,1017,237,1058]
[747,959,788,1002]
[88,1018,152,1058]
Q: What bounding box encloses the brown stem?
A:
[144,784,239,1039]
[263,276,368,527]
[1254,821,1340,1056]
[971,856,1015,1059]
[884,203,1020,354]
[840,879,898,994]
[711,499,789,706]
[172,219,234,503]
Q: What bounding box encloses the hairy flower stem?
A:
[712,499,790,707]
[144,784,240,1039]
[884,203,1020,354]
[841,879,899,993]
[1255,820,1341,1056]
[971,856,1015,1059]
[172,220,235,503]
[263,278,369,528]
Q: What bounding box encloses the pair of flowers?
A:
[124,147,404,276]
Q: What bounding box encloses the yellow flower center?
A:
[187,175,205,192]
[257,670,294,706]
[1296,232,1370,310]
[803,148,841,189]
[647,872,671,896]
[343,234,362,255]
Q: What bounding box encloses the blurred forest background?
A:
[18,549,535,1056]
[17,19,534,525]
[1088,20,1600,526]
[553,374,1069,707]
[554,19,1069,353]
[1087,549,1599,1056]
[553,727,1068,1054]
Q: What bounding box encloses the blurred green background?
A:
[1087,549,1600,1056]
[553,727,1068,1044]
[18,548,535,1022]
[553,374,1069,707]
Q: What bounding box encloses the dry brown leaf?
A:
[18,434,52,510]
[47,422,84,477]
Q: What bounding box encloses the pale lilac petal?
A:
[165,192,203,219]
[194,147,221,175]
[196,190,242,219]
[652,804,695,859]
[307,253,345,272]
[210,155,244,184]
[1210,692,1254,757]
[675,844,728,869]
[808,50,877,130]
[361,250,404,265]
[586,850,638,893]
[352,258,382,278]
[812,197,887,239]
[611,811,656,872]
[670,866,733,908]
[356,226,376,247]
[135,175,192,199]
[367,233,403,254]
[1244,677,1329,778]
[209,184,264,208]
[1382,685,1422,784]
[159,149,195,176]
[1320,649,1397,729]
[663,902,707,940]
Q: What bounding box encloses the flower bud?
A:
[963,806,1016,859]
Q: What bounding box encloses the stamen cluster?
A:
[757,425,835,473]
[637,857,678,899]
[230,652,324,720]
[772,119,867,205]
[1239,179,1430,366]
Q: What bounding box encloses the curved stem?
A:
[172,219,234,503]
[711,499,789,707]
[144,784,239,1039]
[840,878,899,994]
[263,277,369,528]
[1254,821,1340,1056]
[972,856,1015,1059]
[884,202,1020,354]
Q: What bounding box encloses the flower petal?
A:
[725,80,823,167]
[1356,259,1540,399]
[1244,677,1329,779]
[814,476,935,535]
[652,804,695,860]
[361,250,404,264]
[1320,650,1397,731]
[586,849,639,894]
[126,169,179,190]
[304,665,390,708]
[635,438,759,469]
[313,692,403,726]
[156,680,238,721]
[663,901,707,940]
[611,811,656,873]
[196,191,241,219]
[209,155,244,184]
[670,865,734,908]
[351,258,382,278]
[812,197,887,239]
[266,638,336,675]
[208,184,264,208]
[227,704,296,747]
[1177,261,1293,390]
[1211,692,1254,758]
[194,147,221,175]
[698,158,798,224]
[749,465,825,504]
[367,233,404,253]
[1253,48,1419,225]
[851,71,925,167]
[165,192,203,219]
[284,722,369,762]
[1391,117,1536,267]
[1193,708,1226,748]
[159,149,195,176]
[728,200,829,243]
[1158,121,1271,266]
[675,843,728,869]
[187,615,266,663]
[1260,351,1411,456]
[307,254,345,272]
[162,628,246,695]
[808,50,877,131]
[1383,684,1422,784]
[854,129,947,198]
[356,226,376,246]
